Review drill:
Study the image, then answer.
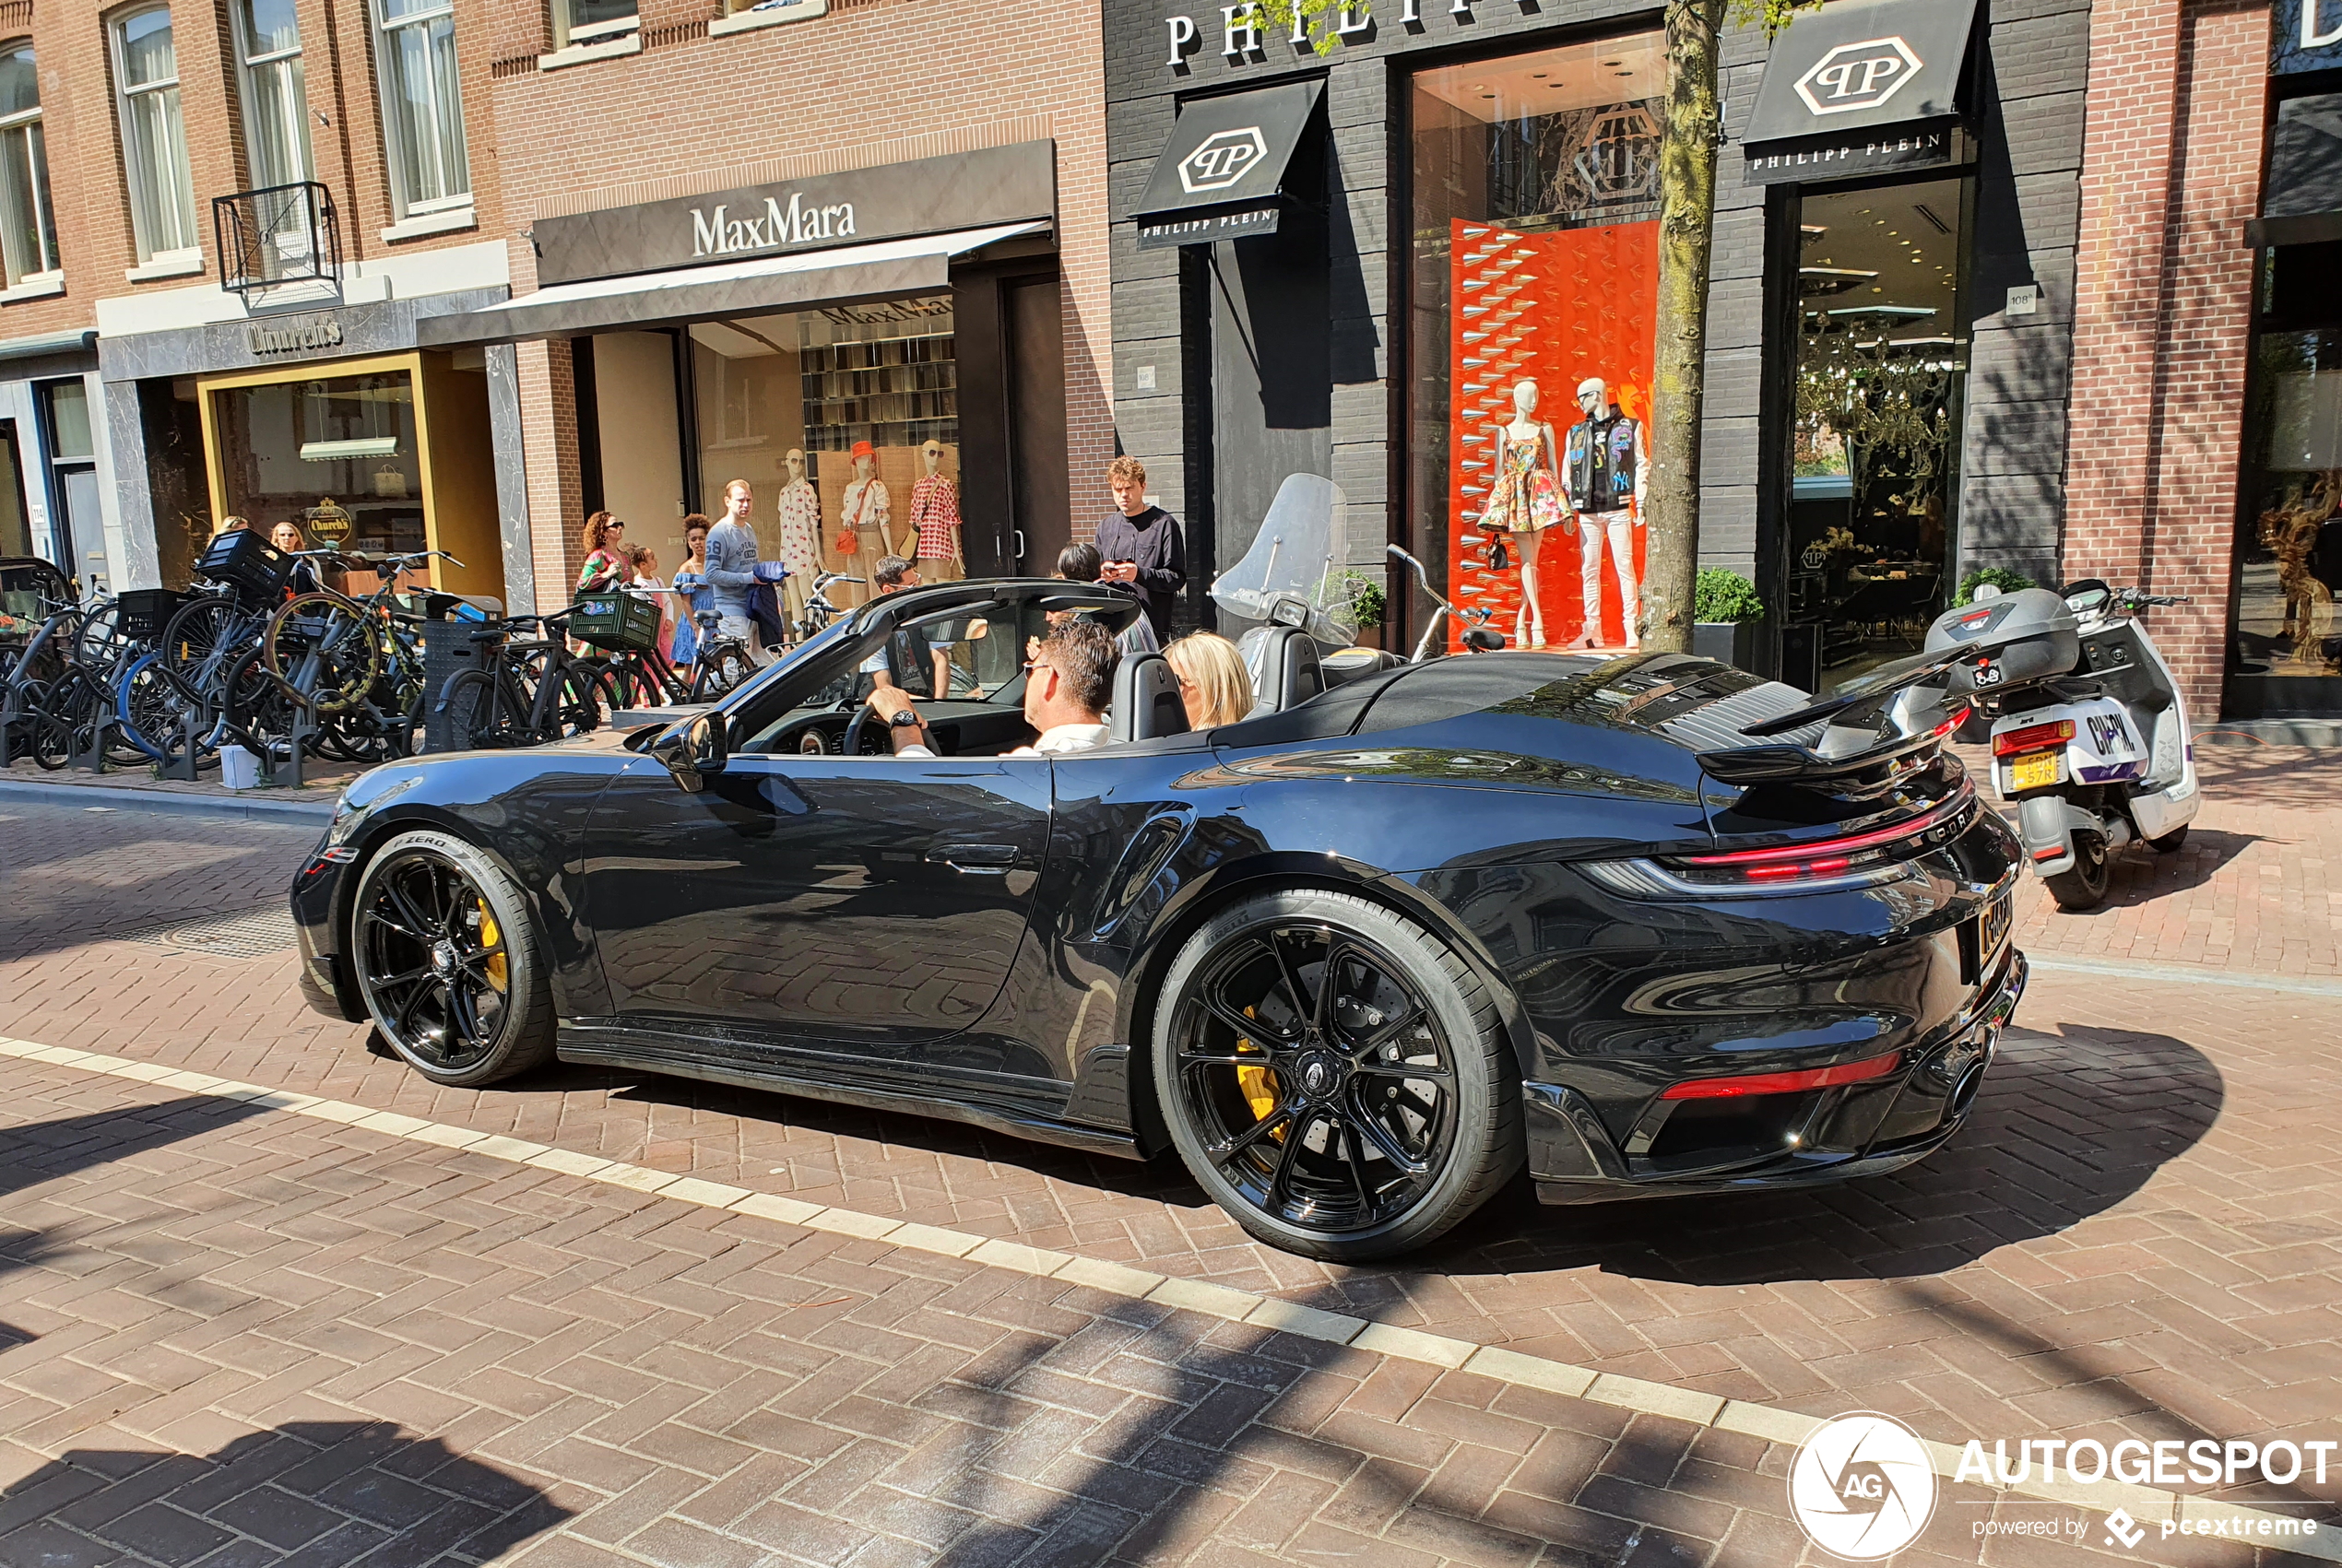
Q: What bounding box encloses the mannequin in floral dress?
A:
[1478,379,1566,648]
[775,448,823,635]
[839,441,891,608]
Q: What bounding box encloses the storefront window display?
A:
[592,297,964,609]
[2232,324,2342,714]
[197,353,502,600]
[1408,32,1664,651]
[1784,178,1966,685]
[209,368,424,558]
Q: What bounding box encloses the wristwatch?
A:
[888,709,924,729]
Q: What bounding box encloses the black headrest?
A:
[1108,652,1190,744]
[1240,627,1324,715]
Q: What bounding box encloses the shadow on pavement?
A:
[554,1018,2221,1294]
[1412,1021,2222,1288]
[2073,827,2259,914]
[0,1421,570,1566]
[0,804,308,965]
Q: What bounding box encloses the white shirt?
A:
[893,721,1107,760]
[1012,723,1110,756]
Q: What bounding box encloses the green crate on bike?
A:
[571,592,659,653]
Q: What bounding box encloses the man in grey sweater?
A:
[704,478,764,659]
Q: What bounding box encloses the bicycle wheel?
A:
[33,667,94,769]
[158,594,246,675]
[115,650,214,765]
[557,662,620,739]
[265,593,383,715]
[691,643,756,700]
[439,668,515,749]
[74,603,124,667]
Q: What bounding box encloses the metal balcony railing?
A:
[213,182,341,294]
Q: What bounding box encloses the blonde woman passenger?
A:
[1165,631,1255,730]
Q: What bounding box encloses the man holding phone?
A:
[1094,455,1186,647]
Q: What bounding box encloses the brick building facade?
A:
[0,0,513,596]
[0,0,1110,630]
[2066,0,2342,729]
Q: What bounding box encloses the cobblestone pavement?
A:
[2,749,2339,1565]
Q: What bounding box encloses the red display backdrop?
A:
[1447,218,1659,651]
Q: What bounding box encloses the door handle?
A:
[1013,529,1027,564]
[929,843,1019,872]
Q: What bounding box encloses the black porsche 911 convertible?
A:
[290,494,2025,1260]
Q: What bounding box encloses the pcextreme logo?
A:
[1789,1413,1937,1560]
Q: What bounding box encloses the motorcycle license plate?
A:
[1979,892,2013,968]
[2009,750,2061,791]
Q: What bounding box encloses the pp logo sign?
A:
[1178,128,1268,194]
[1794,36,1924,115]
[1789,1413,1938,1560]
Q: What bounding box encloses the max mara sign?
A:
[692,191,858,257]
[531,141,1056,288]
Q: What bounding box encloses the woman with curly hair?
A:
[576,512,628,595]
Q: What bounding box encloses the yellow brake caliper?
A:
[477,901,508,991]
[1233,1005,1283,1138]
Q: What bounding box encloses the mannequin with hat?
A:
[906,440,964,584]
[1561,375,1648,650]
[839,440,892,606]
[775,447,823,632]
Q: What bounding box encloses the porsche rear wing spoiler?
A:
[1695,645,1969,791]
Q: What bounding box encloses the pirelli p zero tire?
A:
[1153,889,1522,1262]
[349,829,556,1087]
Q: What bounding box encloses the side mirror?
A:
[650,712,727,790]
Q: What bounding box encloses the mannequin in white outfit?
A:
[1562,376,1649,651]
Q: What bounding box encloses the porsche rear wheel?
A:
[350,830,555,1086]
[1153,890,1521,1261]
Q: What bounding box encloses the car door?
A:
[579,749,1053,1055]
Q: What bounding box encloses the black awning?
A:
[1131,80,1323,250]
[2250,94,2342,248]
[1741,0,1979,183]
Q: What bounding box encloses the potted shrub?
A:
[1693,568,1764,670]
[1336,568,1385,649]
[1955,566,2037,606]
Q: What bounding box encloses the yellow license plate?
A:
[2009,750,2061,791]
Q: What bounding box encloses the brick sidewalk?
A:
[1950,744,2341,978]
[0,1050,2310,1568]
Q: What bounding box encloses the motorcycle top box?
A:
[1925,588,2080,699]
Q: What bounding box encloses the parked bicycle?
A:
[434,605,618,749]
[262,548,469,761]
[581,588,756,710]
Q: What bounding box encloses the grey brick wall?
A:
[1104,0,2093,607]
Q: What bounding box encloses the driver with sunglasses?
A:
[864,619,1117,758]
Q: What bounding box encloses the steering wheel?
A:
[841,705,887,756]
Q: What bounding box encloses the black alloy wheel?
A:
[350,831,554,1084]
[1155,890,1520,1260]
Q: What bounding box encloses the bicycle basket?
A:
[196,530,290,605]
[571,592,660,652]
[114,588,183,643]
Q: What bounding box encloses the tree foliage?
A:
[1246,0,1363,56]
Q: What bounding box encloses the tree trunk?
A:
[1641,0,1726,653]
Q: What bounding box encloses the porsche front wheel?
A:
[350,830,556,1086]
[1153,890,1521,1261]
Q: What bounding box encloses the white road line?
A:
[1,1032,2333,1558]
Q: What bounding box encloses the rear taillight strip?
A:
[1660,1049,1902,1101]
[1684,778,1975,868]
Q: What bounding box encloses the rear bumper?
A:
[1526,947,2028,1205]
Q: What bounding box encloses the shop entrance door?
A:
[1775,175,1969,690]
[1003,276,1070,575]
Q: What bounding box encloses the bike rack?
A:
[147,661,214,784]
[71,699,118,774]
[254,662,317,790]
